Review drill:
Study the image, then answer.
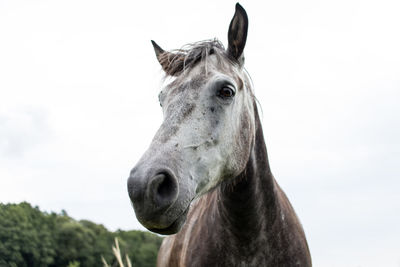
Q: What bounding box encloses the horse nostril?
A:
[157,174,174,198]
[149,172,179,209]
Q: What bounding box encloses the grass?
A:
[102,238,132,267]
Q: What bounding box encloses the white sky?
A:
[1,0,399,266]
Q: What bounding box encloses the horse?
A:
[127,3,312,266]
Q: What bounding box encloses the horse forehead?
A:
[164,57,242,97]
[163,76,205,102]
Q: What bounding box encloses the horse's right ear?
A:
[151,40,169,70]
[151,40,182,76]
[151,40,165,62]
[227,3,248,65]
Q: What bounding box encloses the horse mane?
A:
[158,39,236,76]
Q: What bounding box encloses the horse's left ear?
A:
[227,3,248,65]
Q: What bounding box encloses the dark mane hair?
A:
[158,39,235,76]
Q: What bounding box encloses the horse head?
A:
[127,4,255,235]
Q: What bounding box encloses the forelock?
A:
[158,39,237,77]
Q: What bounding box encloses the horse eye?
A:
[218,86,235,99]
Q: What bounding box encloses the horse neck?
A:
[217,104,279,241]
[214,105,311,265]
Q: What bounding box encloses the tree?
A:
[0,202,163,267]
[0,202,55,266]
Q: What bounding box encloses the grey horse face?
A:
[128,4,251,235]
[128,58,255,234]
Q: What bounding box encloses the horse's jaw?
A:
[147,206,190,235]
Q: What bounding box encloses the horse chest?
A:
[158,199,310,267]
[158,211,272,267]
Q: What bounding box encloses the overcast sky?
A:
[1,0,399,266]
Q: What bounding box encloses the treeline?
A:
[0,202,163,267]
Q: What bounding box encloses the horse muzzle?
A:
[127,163,190,234]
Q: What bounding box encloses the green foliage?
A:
[67,261,80,267]
[0,202,55,267]
[0,202,163,267]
